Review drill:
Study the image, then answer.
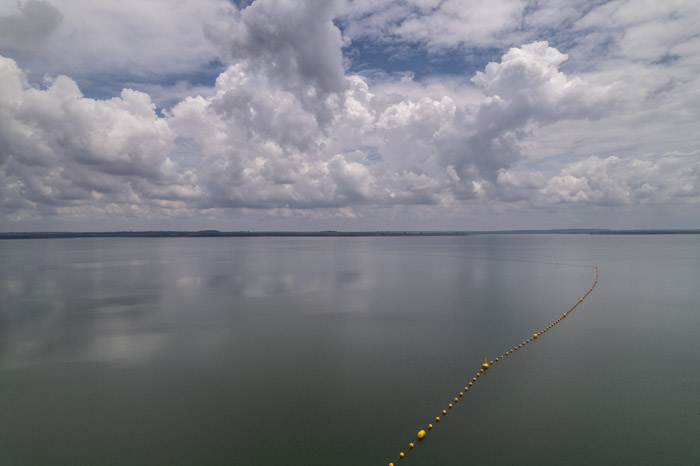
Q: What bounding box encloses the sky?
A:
[0,0,699,231]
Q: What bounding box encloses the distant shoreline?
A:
[1,229,699,239]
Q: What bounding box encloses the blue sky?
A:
[1,0,699,231]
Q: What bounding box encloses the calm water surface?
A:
[1,236,698,465]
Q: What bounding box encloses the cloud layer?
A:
[1,0,699,229]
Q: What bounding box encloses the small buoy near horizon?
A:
[399,452,404,458]
[533,333,538,339]
[409,443,414,448]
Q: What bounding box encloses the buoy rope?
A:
[387,263,599,465]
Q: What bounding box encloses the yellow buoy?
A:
[417,430,426,439]
[428,424,433,429]
[449,403,453,408]
[482,357,489,370]
[454,397,458,402]
[435,416,440,422]
[533,333,538,339]
[409,443,414,448]
[390,463,394,466]
[399,452,404,458]
[442,410,446,415]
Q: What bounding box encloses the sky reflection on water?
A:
[1,236,699,465]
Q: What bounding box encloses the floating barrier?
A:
[387,264,599,464]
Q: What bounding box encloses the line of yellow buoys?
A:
[387,264,599,465]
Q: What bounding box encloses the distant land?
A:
[1,229,699,239]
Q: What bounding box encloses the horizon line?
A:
[2,228,699,239]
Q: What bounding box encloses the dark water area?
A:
[1,235,699,465]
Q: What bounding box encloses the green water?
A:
[1,235,698,465]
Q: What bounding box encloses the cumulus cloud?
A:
[162,39,615,210]
[205,0,347,126]
[1,0,699,229]
[0,56,197,219]
[540,154,700,206]
[430,40,613,195]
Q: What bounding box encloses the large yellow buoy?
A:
[417,430,426,439]
[482,357,489,370]
[533,333,538,339]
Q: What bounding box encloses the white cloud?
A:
[540,154,700,206]
[0,0,233,81]
[338,0,528,49]
[206,0,347,126]
[1,0,699,229]
[0,56,198,219]
[395,0,527,48]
